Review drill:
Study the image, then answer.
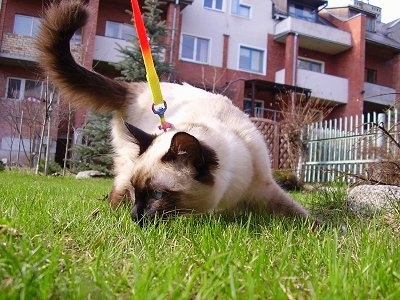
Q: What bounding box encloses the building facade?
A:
[0,0,399,166]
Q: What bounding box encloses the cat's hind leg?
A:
[252,181,309,218]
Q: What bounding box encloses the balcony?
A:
[0,33,37,62]
[274,17,352,54]
[275,68,348,103]
[363,82,397,106]
[0,33,84,65]
[93,35,131,63]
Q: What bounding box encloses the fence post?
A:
[377,113,386,148]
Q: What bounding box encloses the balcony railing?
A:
[0,33,38,60]
[275,68,348,104]
[363,82,397,106]
[244,108,281,121]
[274,17,352,54]
[0,33,83,63]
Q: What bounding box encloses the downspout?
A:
[0,0,7,43]
[251,81,256,117]
[291,32,298,113]
[292,32,298,87]
[169,0,179,64]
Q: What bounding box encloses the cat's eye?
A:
[152,190,163,200]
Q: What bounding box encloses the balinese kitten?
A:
[36,0,309,223]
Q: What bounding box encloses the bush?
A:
[273,169,302,191]
[71,113,114,176]
[0,161,5,172]
[38,159,61,174]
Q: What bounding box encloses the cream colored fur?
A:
[36,0,309,221]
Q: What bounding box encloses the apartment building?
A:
[0,0,190,165]
[177,0,400,118]
[322,1,400,117]
[0,0,399,166]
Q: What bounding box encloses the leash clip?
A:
[151,100,168,116]
[152,100,172,132]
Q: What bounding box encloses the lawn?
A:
[1,170,399,299]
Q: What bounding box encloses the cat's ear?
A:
[162,132,203,166]
[162,132,219,184]
[124,121,156,155]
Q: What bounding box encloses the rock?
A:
[76,170,106,179]
[302,183,318,192]
[346,185,400,215]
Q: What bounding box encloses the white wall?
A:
[180,0,273,72]
[93,36,131,63]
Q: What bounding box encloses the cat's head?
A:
[125,122,219,225]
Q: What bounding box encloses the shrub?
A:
[273,169,302,191]
[71,113,114,176]
[38,159,61,174]
[349,119,400,186]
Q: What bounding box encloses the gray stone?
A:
[76,170,106,179]
[346,185,400,215]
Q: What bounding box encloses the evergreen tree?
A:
[71,0,170,174]
[72,113,113,175]
[113,0,173,81]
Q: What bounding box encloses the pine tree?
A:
[72,113,113,175]
[71,0,171,175]
[113,0,173,81]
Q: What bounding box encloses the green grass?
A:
[1,171,400,299]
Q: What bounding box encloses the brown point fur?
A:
[36,0,134,114]
[109,186,133,209]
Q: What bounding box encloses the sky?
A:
[326,0,400,23]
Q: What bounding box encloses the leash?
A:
[130,0,172,131]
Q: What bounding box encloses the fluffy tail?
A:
[36,0,133,113]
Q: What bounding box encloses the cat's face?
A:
[125,122,219,225]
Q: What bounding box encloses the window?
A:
[243,99,264,118]
[366,15,376,32]
[204,0,223,10]
[231,0,250,18]
[7,78,43,100]
[6,78,58,101]
[105,21,135,40]
[239,46,265,74]
[298,58,323,73]
[288,3,316,22]
[181,34,209,63]
[365,68,377,83]
[71,28,83,44]
[14,14,40,37]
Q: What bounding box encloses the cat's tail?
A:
[36,0,136,113]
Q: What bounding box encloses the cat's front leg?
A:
[109,159,136,208]
[109,184,133,208]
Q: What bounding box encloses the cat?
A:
[36,0,310,223]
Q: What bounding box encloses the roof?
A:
[366,31,400,52]
[325,4,400,51]
[368,18,400,51]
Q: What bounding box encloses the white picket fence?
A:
[302,109,399,182]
